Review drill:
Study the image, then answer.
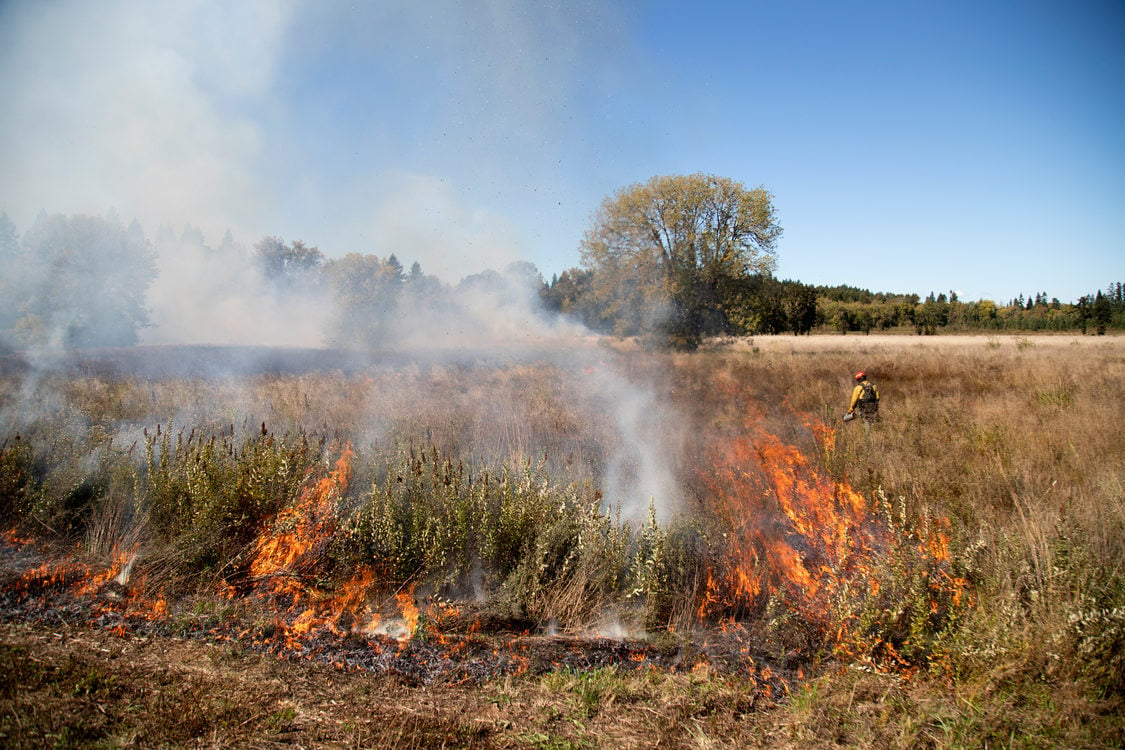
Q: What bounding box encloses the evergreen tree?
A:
[1093,290,1112,335]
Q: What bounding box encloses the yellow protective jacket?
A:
[848,380,879,413]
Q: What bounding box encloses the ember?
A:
[0,534,788,694]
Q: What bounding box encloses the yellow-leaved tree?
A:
[579,173,781,348]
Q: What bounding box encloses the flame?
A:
[249,444,354,599]
[2,398,966,681]
[77,547,137,596]
[396,586,420,640]
[242,445,428,643]
[698,388,968,671]
[239,445,430,644]
[701,425,884,625]
[809,420,836,454]
[1,529,32,548]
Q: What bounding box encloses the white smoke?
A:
[141,228,330,347]
[0,0,677,523]
[364,172,529,285]
[0,0,291,245]
[580,358,683,521]
[0,0,623,284]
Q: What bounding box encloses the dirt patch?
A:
[1,619,798,749]
[0,537,793,748]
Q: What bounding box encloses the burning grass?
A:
[2,336,1124,747]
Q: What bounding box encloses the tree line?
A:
[1,179,1120,351]
[540,273,1124,340]
[806,285,1123,336]
[539,173,1121,343]
[0,211,538,351]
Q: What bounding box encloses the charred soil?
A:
[0,539,792,749]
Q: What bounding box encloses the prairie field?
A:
[1,333,1123,748]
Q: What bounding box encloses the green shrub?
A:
[339,443,484,585]
[0,435,33,521]
[23,430,111,539]
[636,512,715,631]
[144,425,320,573]
[497,495,632,629]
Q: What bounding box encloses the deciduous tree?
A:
[255,236,324,287]
[579,174,781,347]
[323,253,403,347]
[12,213,155,348]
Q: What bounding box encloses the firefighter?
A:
[845,371,880,427]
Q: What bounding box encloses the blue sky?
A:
[1,0,1122,303]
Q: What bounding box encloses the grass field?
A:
[1,333,1123,748]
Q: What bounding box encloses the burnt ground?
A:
[5,563,1124,750]
[4,548,1122,748]
[0,619,804,749]
[0,344,591,379]
[0,540,799,749]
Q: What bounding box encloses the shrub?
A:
[144,425,320,574]
[0,435,33,521]
[635,512,715,631]
[336,442,637,631]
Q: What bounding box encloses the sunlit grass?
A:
[2,334,1123,747]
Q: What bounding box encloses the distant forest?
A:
[541,270,1125,338]
[0,211,1120,352]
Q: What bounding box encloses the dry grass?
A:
[2,334,1124,747]
[675,334,1125,745]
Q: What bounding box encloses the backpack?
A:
[858,381,878,411]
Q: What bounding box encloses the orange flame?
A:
[249,444,354,599]
[77,547,137,596]
[698,387,969,672]
[701,426,883,626]
[396,586,420,640]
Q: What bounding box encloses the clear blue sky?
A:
[1,0,1122,303]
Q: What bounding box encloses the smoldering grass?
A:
[1,339,1124,748]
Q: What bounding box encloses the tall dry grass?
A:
[2,336,1123,742]
[678,334,1125,702]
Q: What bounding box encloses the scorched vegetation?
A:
[1,335,1123,748]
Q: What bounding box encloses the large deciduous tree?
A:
[254,236,324,288]
[579,173,782,347]
[11,213,156,348]
[323,253,404,347]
